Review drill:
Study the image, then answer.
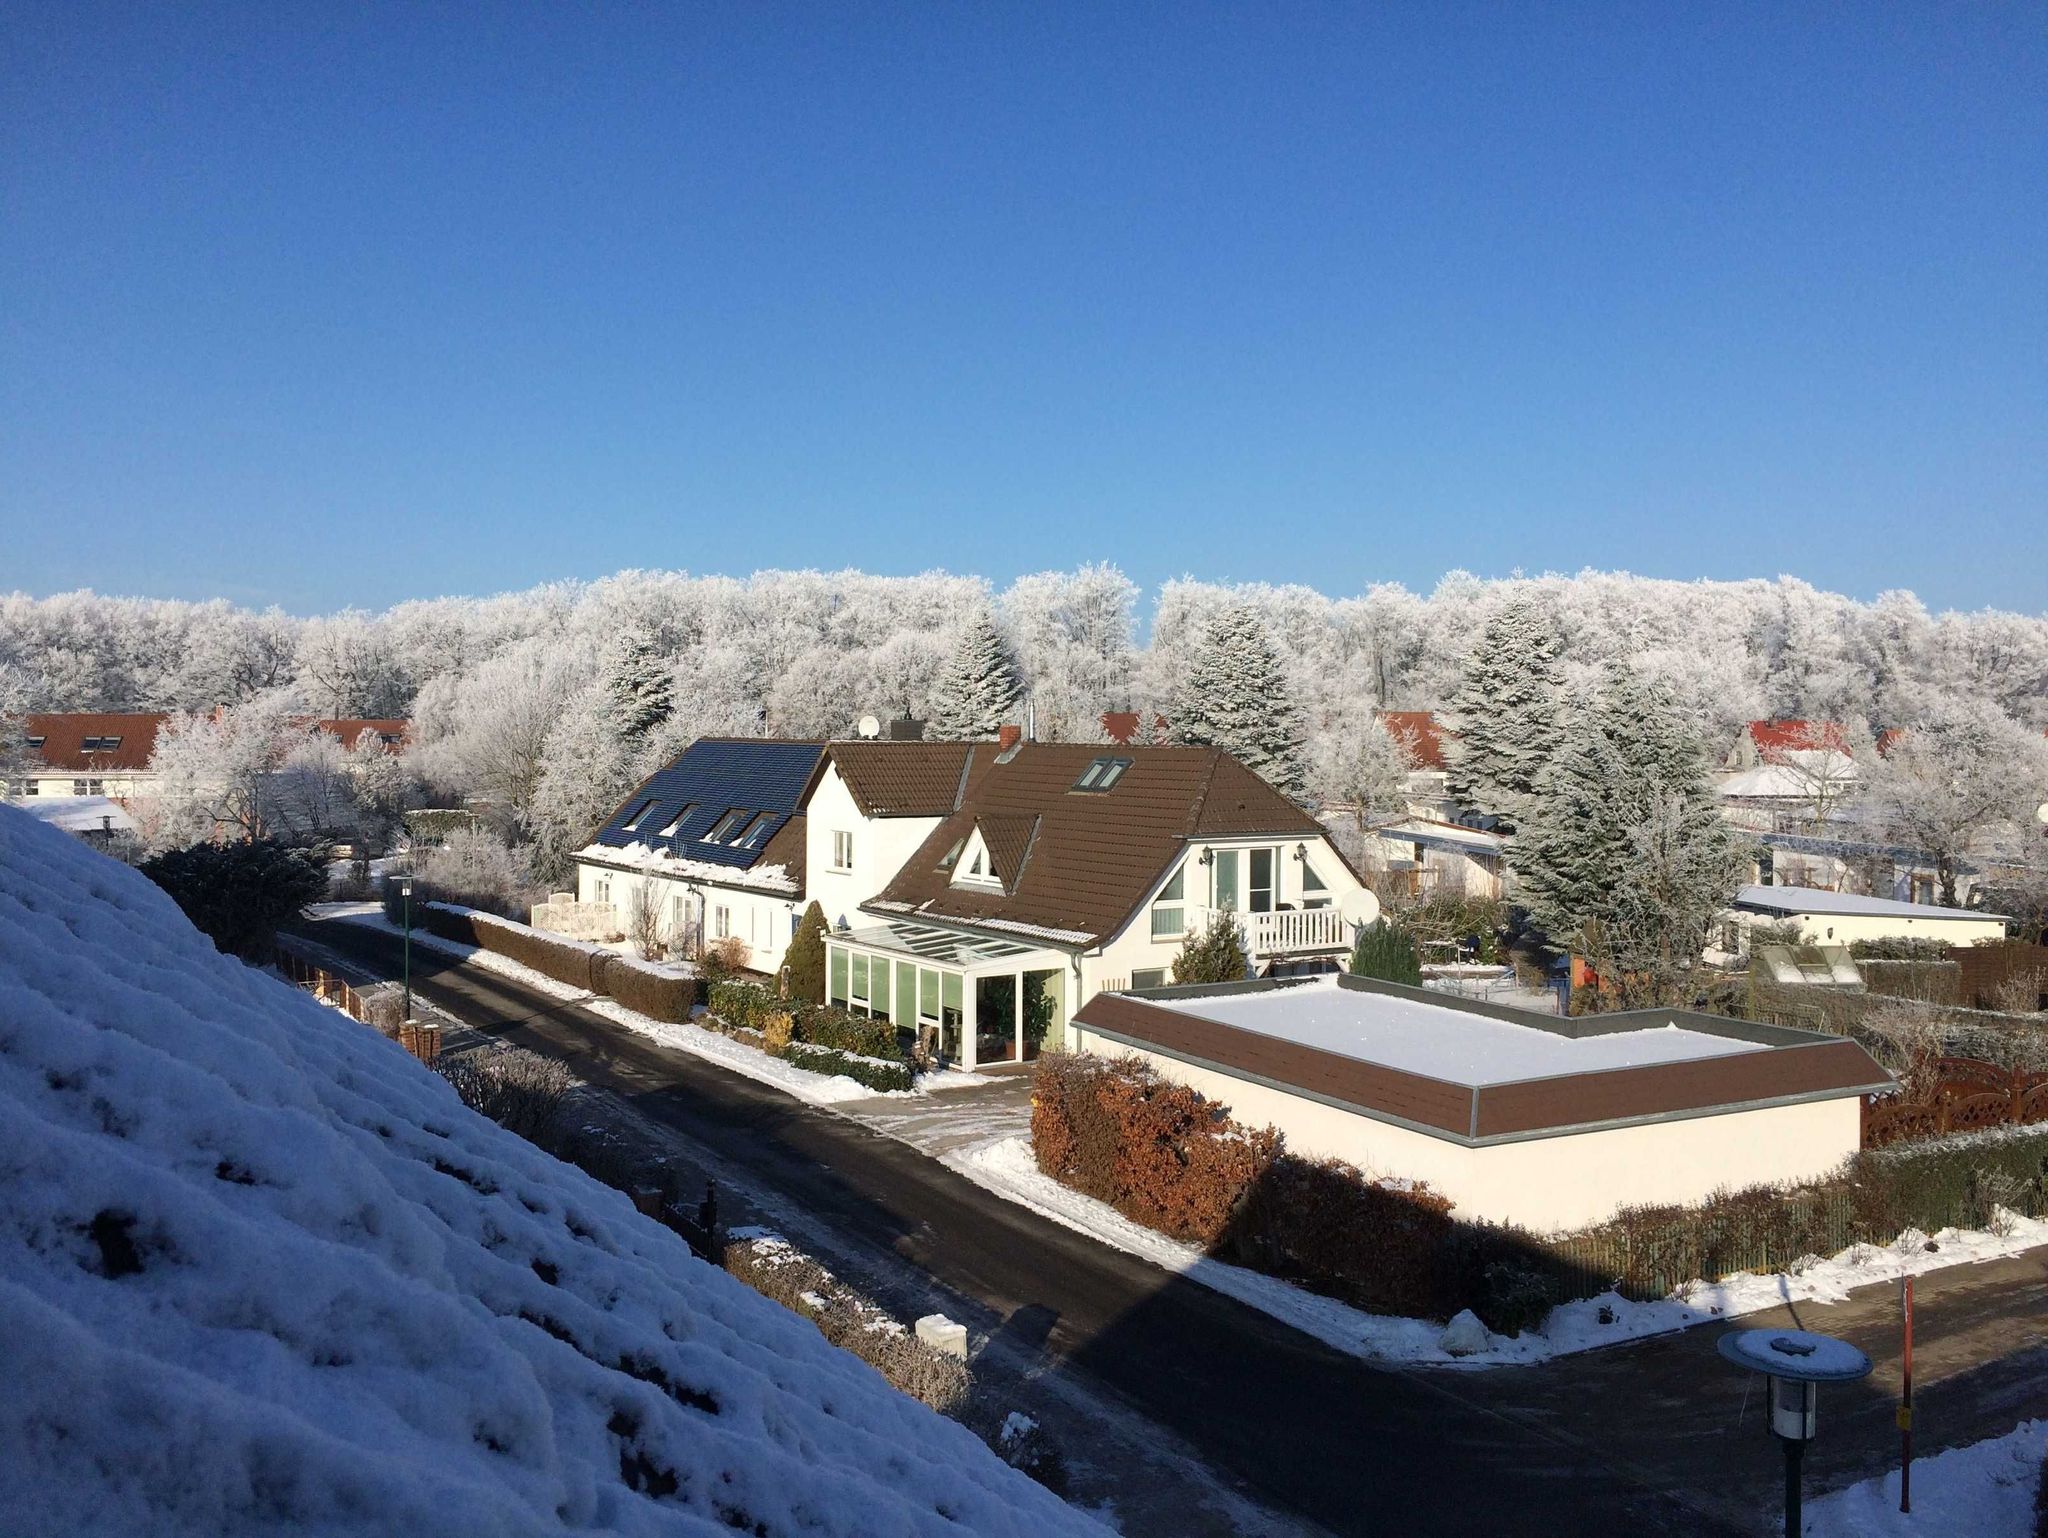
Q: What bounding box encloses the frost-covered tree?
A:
[0,662,33,790]
[1863,702,2048,907]
[1176,602,1305,798]
[528,679,641,884]
[605,629,674,741]
[1441,597,1565,824]
[1305,704,1413,820]
[269,730,371,846]
[1512,667,1747,1002]
[411,636,588,830]
[141,696,303,849]
[927,612,1023,742]
[1001,565,1138,741]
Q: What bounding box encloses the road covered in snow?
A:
[0,807,1105,1538]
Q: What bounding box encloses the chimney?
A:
[1100,710,1140,746]
[996,724,1022,752]
[886,717,927,742]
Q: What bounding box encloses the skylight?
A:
[79,735,123,753]
[734,813,776,849]
[705,808,750,843]
[621,799,657,832]
[659,803,697,837]
[1073,756,1132,792]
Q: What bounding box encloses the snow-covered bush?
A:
[1168,911,1251,985]
[436,1050,578,1143]
[385,827,541,921]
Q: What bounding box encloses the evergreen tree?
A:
[927,613,1023,741]
[1348,920,1422,986]
[1510,666,1748,1005]
[139,839,327,961]
[1170,911,1252,985]
[1177,603,1306,798]
[1441,597,1565,824]
[783,901,829,1002]
[606,631,674,740]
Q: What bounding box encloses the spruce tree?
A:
[927,613,1023,741]
[1441,597,1565,825]
[1510,666,1747,1004]
[1348,919,1423,986]
[606,631,674,740]
[1170,910,1252,985]
[783,901,829,1002]
[1177,603,1306,798]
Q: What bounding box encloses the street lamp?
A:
[395,876,414,1024]
[1718,1328,1874,1537]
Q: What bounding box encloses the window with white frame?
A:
[735,812,775,850]
[951,831,999,888]
[713,905,732,939]
[832,830,853,871]
[1150,863,1187,940]
[594,875,612,904]
[1300,853,1332,908]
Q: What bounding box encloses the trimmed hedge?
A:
[1031,1051,2048,1331]
[784,1043,915,1093]
[1851,936,1955,961]
[709,980,900,1058]
[592,952,702,1023]
[421,902,703,1019]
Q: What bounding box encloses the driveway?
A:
[301,915,2043,1535]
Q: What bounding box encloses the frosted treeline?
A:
[4,566,2044,745]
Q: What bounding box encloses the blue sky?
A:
[3,3,2043,615]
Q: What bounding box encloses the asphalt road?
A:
[306,916,1740,1537]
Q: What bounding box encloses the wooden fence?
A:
[275,940,441,1065]
[1861,1056,2048,1147]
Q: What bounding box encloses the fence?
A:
[1862,1056,2048,1148]
[275,939,441,1065]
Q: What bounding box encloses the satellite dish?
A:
[2036,801,2048,826]
[856,715,881,740]
[1338,888,1381,929]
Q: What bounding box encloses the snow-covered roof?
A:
[12,794,137,834]
[1372,816,1504,854]
[1164,978,1762,1088]
[1734,884,2007,922]
[0,806,1100,1538]
[1717,761,1856,800]
[574,839,799,894]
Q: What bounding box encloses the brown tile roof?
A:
[826,741,981,817]
[24,714,169,773]
[1747,719,1849,760]
[754,812,808,889]
[865,744,1325,947]
[308,718,409,751]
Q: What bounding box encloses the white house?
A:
[824,741,1380,1069]
[569,738,826,975]
[1724,884,2008,953]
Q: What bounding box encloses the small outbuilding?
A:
[1070,975,1891,1232]
[1728,884,2008,951]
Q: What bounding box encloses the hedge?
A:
[708,980,900,1058]
[1031,1051,2048,1332]
[418,902,707,1019]
[783,1043,915,1093]
[592,952,702,1023]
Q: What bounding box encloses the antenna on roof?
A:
[856,715,881,740]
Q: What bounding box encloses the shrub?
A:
[1170,911,1251,985]
[592,952,700,1022]
[782,1043,914,1093]
[436,1049,577,1143]
[709,979,778,1030]
[141,838,327,961]
[762,1009,794,1056]
[1349,920,1423,985]
[1851,936,1955,962]
[791,1001,900,1058]
[701,934,751,979]
[389,828,541,921]
[402,808,477,846]
[785,901,828,1002]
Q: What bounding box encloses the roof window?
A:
[1072,756,1132,792]
[621,799,657,832]
[80,735,123,753]
[734,813,776,850]
[26,736,45,750]
[658,803,697,837]
[705,808,751,843]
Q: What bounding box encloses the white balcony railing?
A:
[1189,906,1352,957]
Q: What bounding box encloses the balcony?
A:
[1191,905,1352,958]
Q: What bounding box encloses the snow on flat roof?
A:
[1735,884,2005,921]
[1167,982,1763,1087]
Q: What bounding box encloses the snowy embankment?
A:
[946,1135,2048,1368]
[311,903,980,1106]
[0,809,1102,1537]
[1807,1420,2046,1537]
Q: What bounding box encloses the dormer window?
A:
[950,829,1002,889]
[1073,756,1131,792]
[659,803,697,837]
[621,799,656,832]
[705,809,750,843]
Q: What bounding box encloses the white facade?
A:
[803,763,947,931]
[1729,886,2008,951]
[574,860,805,976]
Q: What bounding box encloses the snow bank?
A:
[0,808,1101,1536]
[1807,1420,2047,1537]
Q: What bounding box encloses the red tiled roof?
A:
[307,718,409,751]
[1746,720,1848,760]
[23,714,169,773]
[1376,711,1448,771]
[826,741,981,818]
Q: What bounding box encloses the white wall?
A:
[1738,907,2007,950]
[1085,833,1370,994]
[574,862,802,975]
[803,766,942,932]
[1069,1029,1864,1232]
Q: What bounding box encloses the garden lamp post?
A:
[396,876,414,1024]
[1718,1328,1874,1537]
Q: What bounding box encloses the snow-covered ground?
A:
[309,903,984,1106]
[0,808,1103,1536]
[945,1135,2048,1368]
[1808,1420,2046,1537]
